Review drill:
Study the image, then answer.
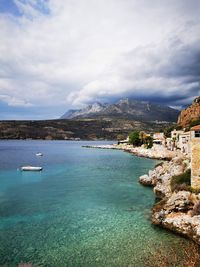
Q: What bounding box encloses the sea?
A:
[0,140,197,266]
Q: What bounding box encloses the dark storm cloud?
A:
[1,0,200,118]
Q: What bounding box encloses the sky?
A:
[0,0,200,119]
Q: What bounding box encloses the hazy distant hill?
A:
[61,98,179,122]
[0,119,175,140]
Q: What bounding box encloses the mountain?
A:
[61,102,107,119]
[61,98,179,122]
[178,96,200,127]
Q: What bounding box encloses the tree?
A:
[128,131,141,146]
[117,134,126,141]
[143,135,153,149]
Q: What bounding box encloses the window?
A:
[195,131,200,138]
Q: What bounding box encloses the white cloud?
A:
[0,94,33,107]
[0,0,200,116]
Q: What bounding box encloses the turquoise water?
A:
[0,141,196,266]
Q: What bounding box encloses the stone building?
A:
[177,131,191,155]
[153,132,165,145]
[191,125,200,189]
[171,129,184,139]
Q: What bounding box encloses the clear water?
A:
[0,140,195,266]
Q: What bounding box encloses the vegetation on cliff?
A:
[170,169,191,192]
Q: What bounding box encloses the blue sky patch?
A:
[0,0,50,17]
[0,0,21,16]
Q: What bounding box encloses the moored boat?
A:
[36,152,43,156]
[21,166,43,171]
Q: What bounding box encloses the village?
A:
[115,124,200,190]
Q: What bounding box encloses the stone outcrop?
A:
[139,156,200,245]
[152,191,200,244]
[139,157,186,198]
[178,96,200,127]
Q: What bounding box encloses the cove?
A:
[0,140,195,266]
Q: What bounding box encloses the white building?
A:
[178,131,191,155]
[153,132,165,147]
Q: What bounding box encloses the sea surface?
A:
[0,140,197,266]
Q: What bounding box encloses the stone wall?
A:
[191,138,200,189]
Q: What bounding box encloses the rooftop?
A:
[191,125,200,131]
[180,131,190,135]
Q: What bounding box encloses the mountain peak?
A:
[118,98,130,105]
[61,98,179,122]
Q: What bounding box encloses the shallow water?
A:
[0,140,196,266]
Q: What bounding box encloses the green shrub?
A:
[170,169,191,192]
[128,131,141,146]
[188,187,200,194]
[144,135,153,149]
[189,118,200,128]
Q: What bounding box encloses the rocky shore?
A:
[139,156,200,245]
[83,143,178,160]
[85,143,200,244]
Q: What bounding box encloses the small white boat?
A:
[21,166,43,171]
[36,152,43,156]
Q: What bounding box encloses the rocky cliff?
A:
[139,157,200,245]
[178,96,200,127]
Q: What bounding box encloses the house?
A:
[170,130,184,150]
[153,132,165,146]
[170,130,191,153]
[178,131,191,155]
[166,137,173,150]
[190,125,200,189]
[118,137,129,145]
[171,130,184,139]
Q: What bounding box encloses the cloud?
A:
[0,0,200,118]
[0,94,33,107]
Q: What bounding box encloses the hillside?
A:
[61,98,179,122]
[0,119,174,140]
[178,97,200,127]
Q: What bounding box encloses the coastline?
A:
[139,156,200,245]
[85,143,200,245]
[83,143,179,160]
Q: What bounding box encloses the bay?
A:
[0,140,195,266]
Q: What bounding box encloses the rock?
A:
[165,191,194,211]
[139,174,153,186]
[139,152,200,245]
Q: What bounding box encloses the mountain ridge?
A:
[61,98,179,122]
